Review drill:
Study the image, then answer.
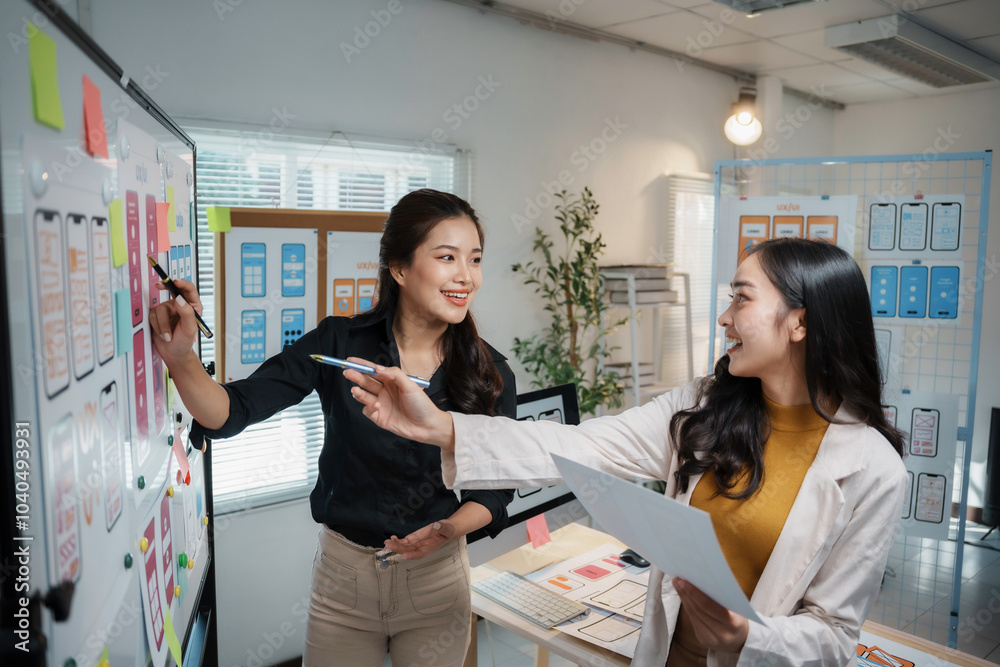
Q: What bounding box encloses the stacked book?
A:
[605,362,656,390]
[600,265,678,304]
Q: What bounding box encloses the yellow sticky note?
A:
[108,199,127,267]
[163,605,183,667]
[206,207,231,233]
[28,24,65,130]
[166,185,176,231]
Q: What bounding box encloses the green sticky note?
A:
[190,202,196,243]
[206,206,231,233]
[163,605,183,667]
[109,199,127,267]
[166,185,176,231]
[28,24,65,130]
[114,289,132,356]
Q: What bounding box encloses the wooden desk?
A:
[465,522,994,667]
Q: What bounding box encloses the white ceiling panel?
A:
[836,57,905,82]
[825,81,914,104]
[760,62,879,91]
[653,0,715,8]
[880,77,943,95]
[697,39,820,71]
[498,0,677,29]
[912,0,1000,40]
[880,0,967,8]
[970,35,1000,59]
[771,29,854,63]
[607,10,758,51]
[686,0,894,39]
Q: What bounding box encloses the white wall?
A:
[831,88,1000,510]
[88,1,812,665]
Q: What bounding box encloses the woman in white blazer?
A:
[347,238,909,666]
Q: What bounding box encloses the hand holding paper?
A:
[551,454,761,624]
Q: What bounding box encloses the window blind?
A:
[191,128,466,513]
[660,174,717,384]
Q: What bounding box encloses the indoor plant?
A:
[511,188,626,415]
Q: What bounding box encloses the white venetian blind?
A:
[659,174,717,384]
[190,127,467,513]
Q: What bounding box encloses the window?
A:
[191,127,468,513]
[659,174,718,384]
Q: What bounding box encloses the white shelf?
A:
[600,271,693,409]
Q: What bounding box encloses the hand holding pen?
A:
[148,255,213,338]
[148,264,210,365]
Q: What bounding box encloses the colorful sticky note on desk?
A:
[526,513,551,548]
[206,207,231,232]
[166,185,176,231]
[28,24,64,130]
[82,75,108,158]
[108,199,126,267]
[156,202,171,252]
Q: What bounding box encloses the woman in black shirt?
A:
[149,189,516,666]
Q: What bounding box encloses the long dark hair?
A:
[366,189,503,415]
[670,238,905,499]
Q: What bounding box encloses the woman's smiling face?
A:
[718,253,805,382]
[392,215,483,326]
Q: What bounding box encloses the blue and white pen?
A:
[309,354,432,389]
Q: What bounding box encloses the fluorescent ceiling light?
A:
[713,0,826,16]
[825,15,1000,88]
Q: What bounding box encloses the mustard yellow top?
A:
[667,397,831,666]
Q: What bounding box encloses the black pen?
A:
[147,254,214,338]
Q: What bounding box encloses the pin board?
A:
[212,208,385,383]
[0,3,214,666]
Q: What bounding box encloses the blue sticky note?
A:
[114,288,132,355]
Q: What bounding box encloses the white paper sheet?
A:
[551,454,762,623]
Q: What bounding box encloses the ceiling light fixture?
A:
[825,15,1000,88]
[724,87,763,146]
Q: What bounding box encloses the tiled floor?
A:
[382,521,1000,666]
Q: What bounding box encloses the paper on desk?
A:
[551,454,761,623]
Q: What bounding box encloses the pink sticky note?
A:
[155,202,171,252]
[82,75,108,158]
[172,427,190,485]
[526,513,551,549]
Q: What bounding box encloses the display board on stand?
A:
[711,152,991,648]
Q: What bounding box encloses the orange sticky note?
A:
[155,202,171,252]
[82,75,108,158]
[526,513,551,549]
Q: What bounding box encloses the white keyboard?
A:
[472,570,589,628]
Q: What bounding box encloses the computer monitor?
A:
[467,383,588,566]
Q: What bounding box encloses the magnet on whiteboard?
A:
[29,160,48,198]
[187,171,193,186]
[102,179,114,206]
[165,161,174,178]
[156,145,165,163]
[119,135,130,161]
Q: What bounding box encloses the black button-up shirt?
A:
[193,307,516,547]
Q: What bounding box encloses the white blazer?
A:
[443,382,909,667]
